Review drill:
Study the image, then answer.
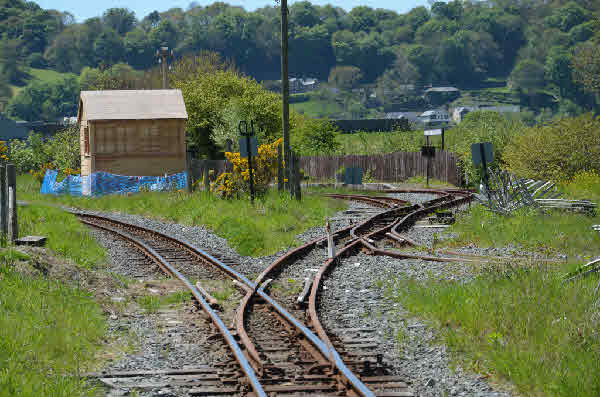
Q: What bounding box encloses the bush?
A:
[9,127,80,181]
[290,113,340,156]
[445,111,526,185]
[504,113,600,181]
[213,138,282,198]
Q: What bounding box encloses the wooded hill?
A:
[0,0,599,121]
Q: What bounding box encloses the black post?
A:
[426,136,430,187]
[480,144,489,191]
[248,121,255,204]
[441,128,445,151]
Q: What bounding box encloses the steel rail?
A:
[307,189,474,377]
[322,193,409,208]
[78,212,377,396]
[78,217,267,397]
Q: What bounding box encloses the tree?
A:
[328,65,362,90]
[0,34,24,84]
[289,1,319,28]
[102,8,136,35]
[509,59,546,94]
[94,29,124,67]
[572,41,600,95]
[124,28,154,69]
[545,46,576,98]
[7,76,79,121]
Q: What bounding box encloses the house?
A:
[280,77,320,94]
[452,106,475,123]
[77,90,188,186]
[418,109,451,126]
[385,112,420,125]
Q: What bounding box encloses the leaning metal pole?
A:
[280,0,290,191]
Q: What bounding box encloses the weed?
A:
[136,295,161,313]
[0,253,106,397]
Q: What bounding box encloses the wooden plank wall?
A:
[299,150,461,185]
[190,151,462,186]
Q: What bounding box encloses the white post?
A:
[327,219,335,259]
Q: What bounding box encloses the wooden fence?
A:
[188,150,462,188]
[299,150,462,185]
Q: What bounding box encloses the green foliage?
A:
[445,111,526,185]
[9,128,80,175]
[335,130,422,155]
[504,113,600,181]
[0,262,106,397]
[18,203,106,268]
[447,204,598,257]
[172,57,282,156]
[290,113,340,156]
[388,267,600,397]
[7,76,79,121]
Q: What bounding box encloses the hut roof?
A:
[78,89,188,122]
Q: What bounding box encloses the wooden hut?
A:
[77,90,188,181]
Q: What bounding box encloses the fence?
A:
[41,170,188,196]
[188,150,462,187]
[0,163,18,242]
[299,150,462,185]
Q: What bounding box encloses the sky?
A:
[34,0,430,22]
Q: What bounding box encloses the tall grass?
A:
[387,267,600,396]
[18,174,346,257]
[446,205,599,258]
[19,203,106,268]
[335,130,424,155]
[0,250,106,397]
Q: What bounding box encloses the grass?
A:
[8,67,79,97]
[19,174,346,257]
[136,291,191,313]
[18,202,106,268]
[384,178,600,396]
[290,98,344,118]
[0,249,106,397]
[335,130,423,155]
[386,266,600,396]
[445,204,599,258]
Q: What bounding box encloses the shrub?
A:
[446,111,526,185]
[212,138,282,198]
[290,113,340,156]
[8,132,48,174]
[504,113,600,181]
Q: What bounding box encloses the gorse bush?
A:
[213,138,282,198]
[504,113,600,181]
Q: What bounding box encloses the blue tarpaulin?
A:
[40,169,188,196]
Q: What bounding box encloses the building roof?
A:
[425,87,459,93]
[420,109,449,117]
[78,90,188,122]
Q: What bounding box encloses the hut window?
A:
[84,127,90,155]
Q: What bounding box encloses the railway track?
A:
[236,188,474,397]
[77,212,380,396]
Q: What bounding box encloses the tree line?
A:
[0,0,599,121]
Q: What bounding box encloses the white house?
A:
[419,109,451,126]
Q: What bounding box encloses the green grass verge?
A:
[19,203,106,268]
[0,249,106,397]
[335,130,423,155]
[445,205,599,258]
[19,174,346,257]
[290,98,344,118]
[386,267,600,396]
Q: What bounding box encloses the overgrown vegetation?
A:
[335,130,422,155]
[387,267,600,397]
[0,249,106,397]
[504,113,600,181]
[18,174,346,257]
[19,202,106,268]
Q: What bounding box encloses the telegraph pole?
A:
[157,46,173,89]
[280,0,290,190]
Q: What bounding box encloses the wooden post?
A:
[7,164,17,243]
[280,0,290,191]
[293,151,301,201]
[277,144,283,192]
[186,151,193,193]
[0,163,6,241]
[326,220,335,259]
[203,161,210,192]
